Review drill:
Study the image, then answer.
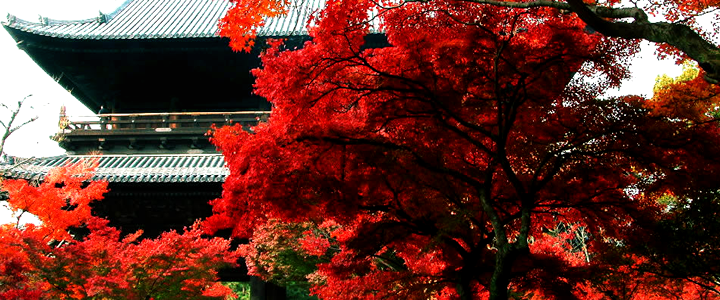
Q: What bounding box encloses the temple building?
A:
[0,0,324,233]
[1,0,330,298]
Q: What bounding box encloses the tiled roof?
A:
[3,0,325,39]
[2,154,228,183]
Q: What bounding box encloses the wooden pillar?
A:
[250,277,287,300]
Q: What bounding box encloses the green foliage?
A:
[223,281,317,300]
[287,282,318,300]
[240,221,334,292]
[224,282,251,300]
[653,62,700,93]
[647,191,720,279]
[656,193,678,208]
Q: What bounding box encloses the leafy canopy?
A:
[210,0,720,299]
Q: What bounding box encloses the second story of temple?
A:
[53,108,269,154]
[1,0,310,154]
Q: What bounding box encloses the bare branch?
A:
[0,95,39,158]
[9,117,39,135]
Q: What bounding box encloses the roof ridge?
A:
[3,0,134,27]
[4,13,97,27]
[106,0,134,20]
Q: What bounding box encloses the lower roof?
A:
[2,154,228,183]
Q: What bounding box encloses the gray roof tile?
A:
[1,154,229,183]
[3,0,328,39]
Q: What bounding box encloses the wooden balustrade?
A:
[61,111,271,133]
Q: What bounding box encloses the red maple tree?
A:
[0,162,239,300]
[209,0,720,299]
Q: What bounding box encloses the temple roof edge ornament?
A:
[97,11,108,24]
[6,14,16,25]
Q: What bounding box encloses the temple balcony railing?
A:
[60,111,270,132]
[54,111,271,154]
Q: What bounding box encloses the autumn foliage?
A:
[210,0,720,299]
[219,0,289,52]
[0,162,239,300]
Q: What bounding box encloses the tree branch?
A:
[564,0,720,82]
[456,0,648,21]
[0,95,37,157]
[450,0,720,83]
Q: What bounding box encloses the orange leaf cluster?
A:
[0,163,239,300]
[219,0,290,52]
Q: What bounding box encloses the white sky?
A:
[0,0,693,223]
[0,1,126,158]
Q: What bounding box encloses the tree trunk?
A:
[458,266,475,300]
[489,246,512,300]
[250,277,287,300]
